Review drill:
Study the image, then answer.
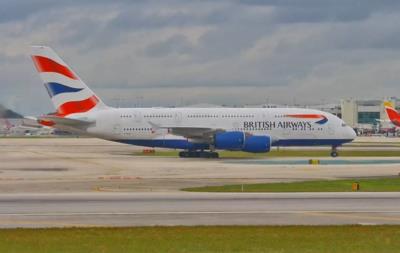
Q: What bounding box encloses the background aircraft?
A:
[384,101,400,127]
[0,117,52,136]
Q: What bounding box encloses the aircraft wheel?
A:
[180,151,219,158]
[211,152,219,158]
[179,151,189,158]
[330,146,339,158]
[199,152,209,158]
[192,152,201,158]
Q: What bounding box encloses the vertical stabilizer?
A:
[31,46,107,117]
[384,101,400,126]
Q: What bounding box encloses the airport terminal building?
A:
[262,98,399,133]
[341,98,400,129]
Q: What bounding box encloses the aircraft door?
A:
[113,124,121,136]
[134,112,142,123]
[174,112,182,124]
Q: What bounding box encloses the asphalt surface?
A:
[1,192,400,228]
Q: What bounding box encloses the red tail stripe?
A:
[386,107,400,122]
[56,95,99,117]
[285,114,323,119]
[31,55,77,80]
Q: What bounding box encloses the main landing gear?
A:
[330,146,339,158]
[179,151,219,158]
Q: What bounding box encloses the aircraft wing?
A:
[170,127,224,140]
[148,122,224,141]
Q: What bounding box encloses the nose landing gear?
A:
[330,146,339,157]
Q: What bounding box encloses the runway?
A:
[1,192,400,228]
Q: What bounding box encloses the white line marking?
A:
[1,210,400,216]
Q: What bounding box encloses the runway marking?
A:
[0,218,98,227]
[1,211,400,216]
[306,211,400,222]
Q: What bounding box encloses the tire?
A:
[180,151,219,158]
[199,152,209,158]
[179,151,189,158]
[211,152,219,158]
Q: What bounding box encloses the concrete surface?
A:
[1,138,400,227]
[1,192,400,227]
[1,138,400,193]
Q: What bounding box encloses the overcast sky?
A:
[1,0,400,114]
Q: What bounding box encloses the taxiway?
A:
[1,192,400,227]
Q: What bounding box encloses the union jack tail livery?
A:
[31,46,107,117]
[384,101,400,127]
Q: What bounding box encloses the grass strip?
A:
[1,226,400,253]
[135,149,400,158]
[183,177,400,192]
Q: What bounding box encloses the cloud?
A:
[1,0,400,115]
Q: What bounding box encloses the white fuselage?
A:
[72,107,355,150]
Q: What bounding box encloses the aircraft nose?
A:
[346,126,357,140]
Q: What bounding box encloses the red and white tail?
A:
[31,46,107,117]
[384,101,400,127]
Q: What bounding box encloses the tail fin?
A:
[31,46,107,117]
[384,101,400,127]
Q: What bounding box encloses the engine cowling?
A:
[242,135,271,153]
[214,131,245,150]
[214,132,271,153]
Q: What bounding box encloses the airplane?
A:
[383,101,400,127]
[0,118,28,136]
[0,118,13,132]
[0,117,52,136]
[30,46,356,158]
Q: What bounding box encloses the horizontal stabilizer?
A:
[37,115,94,130]
[22,116,43,128]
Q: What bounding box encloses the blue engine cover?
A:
[214,132,271,153]
[242,135,271,153]
[214,131,245,150]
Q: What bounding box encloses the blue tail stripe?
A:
[44,82,83,97]
[315,117,328,125]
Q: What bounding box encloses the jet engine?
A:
[214,131,271,153]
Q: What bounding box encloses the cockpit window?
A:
[341,123,347,127]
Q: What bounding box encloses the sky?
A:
[1,0,400,115]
